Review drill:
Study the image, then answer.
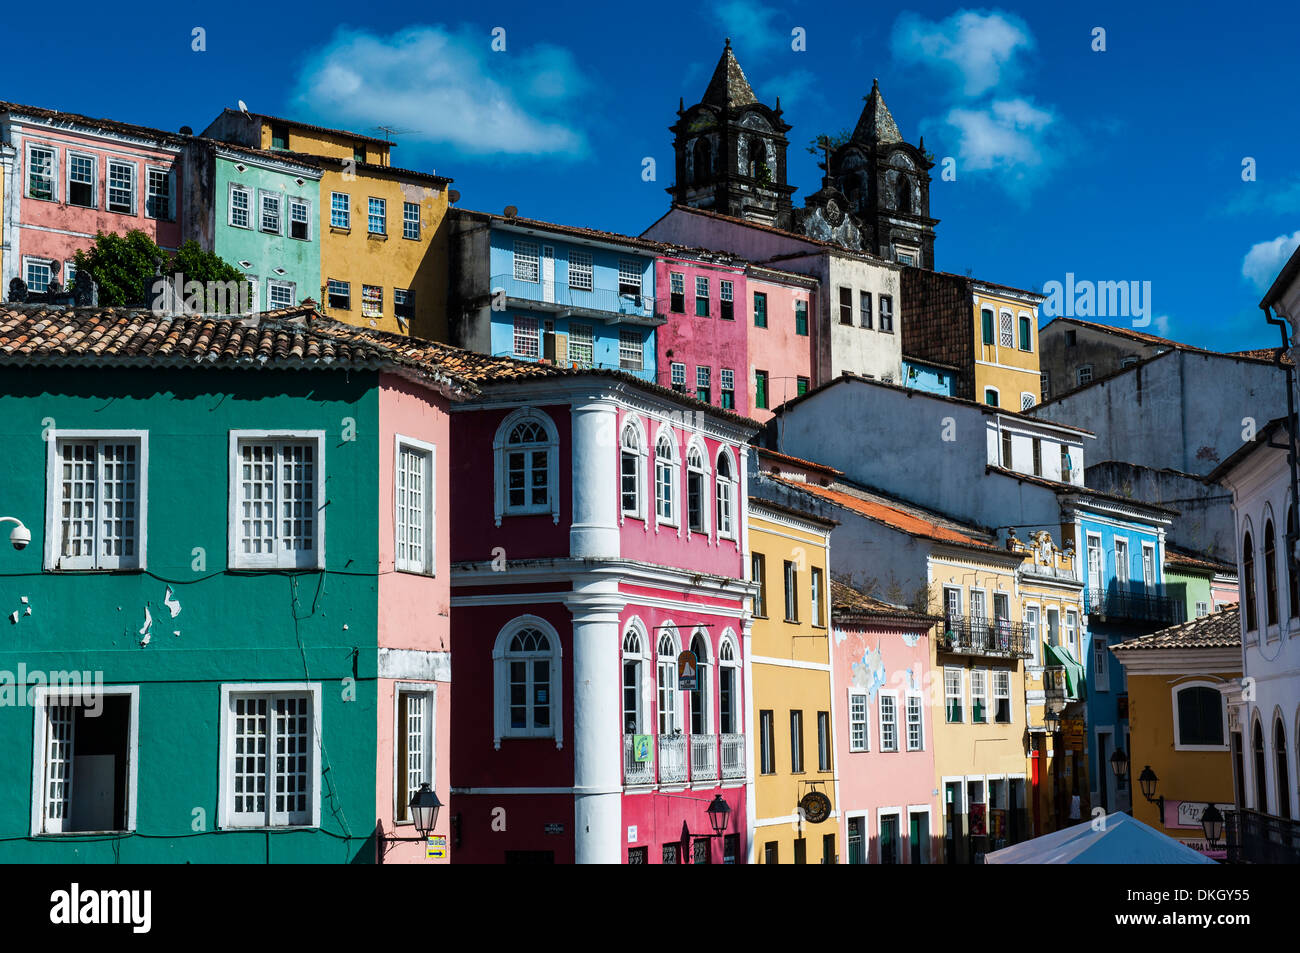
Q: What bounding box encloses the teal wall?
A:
[1165,567,1213,620]
[214,156,321,311]
[0,366,380,862]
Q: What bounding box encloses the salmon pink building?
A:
[746,263,819,419]
[655,251,748,413]
[831,582,940,863]
[448,359,759,863]
[1,102,185,296]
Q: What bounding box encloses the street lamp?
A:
[1044,709,1061,734]
[1137,765,1165,817]
[379,782,443,860]
[706,794,731,837]
[1201,803,1225,849]
[1110,748,1130,785]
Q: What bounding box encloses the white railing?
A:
[658,734,688,784]
[623,734,656,785]
[721,734,745,780]
[691,733,718,781]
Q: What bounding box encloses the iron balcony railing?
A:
[691,733,719,781]
[490,274,661,321]
[1083,587,1185,624]
[657,733,689,784]
[623,733,656,786]
[1044,665,1068,711]
[625,732,743,786]
[721,733,746,780]
[1224,808,1300,864]
[938,616,1035,659]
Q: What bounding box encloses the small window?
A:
[330,192,350,229]
[944,668,963,723]
[695,366,711,404]
[715,451,734,537]
[28,145,56,200]
[720,369,735,409]
[267,280,295,310]
[34,690,137,834]
[619,330,643,370]
[1176,686,1225,747]
[259,191,281,234]
[229,185,251,228]
[971,670,988,723]
[395,689,435,822]
[839,287,853,325]
[985,388,999,407]
[879,295,894,332]
[981,308,995,345]
[752,553,767,617]
[1094,635,1110,692]
[1195,601,1209,618]
[146,167,173,221]
[1041,372,1051,400]
[859,291,873,328]
[879,694,898,752]
[230,434,324,569]
[107,160,135,214]
[670,362,687,392]
[759,710,775,774]
[755,370,769,410]
[25,258,54,294]
[47,433,146,570]
[1001,430,1013,468]
[569,251,594,292]
[720,280,734,319]
[811,567,825,626]
[783,560,798,622]
[686,443,707,533]
[512,316,540,358]
[1018,314,1032,351]
[1121,356,1139,369]
[620,423,643,518]
[368,197,387,235]
[1021,392,1036,411]
[1031,437,1042,475]
[906,694,923,750]
[353,143,366,164]
[395,438,435,574]
[695,275,709,316]
[818,712,831,771]
[568,323,593,367]
[1065,329,1077,347]
[394,288,414,324]
[361,285,383,318]
[288,197,310,240]
[499,413,556,518]
[68,154,96,208]
[795,299,808,335]
[619,260,643,298]
[327,279,350,310]
[999,311,1014,347]
[1076,365,1094,386]
[403,202,420,240]
[849,692,869,751]
[753,291,768,327]
[993,670,1011,723]
[669,272,685,312]
[790,710,804,772]
[270,123,289,149]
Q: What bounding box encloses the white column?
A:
[566,579,626,864]
[742,614,757,864]
[570,398,620,558]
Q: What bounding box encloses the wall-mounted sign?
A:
[1063,719,1086,750]
[632,734,652,762]
[798,791,832,824]
[677,651,697,691]
[426,835,447,860]
[627,825,638,843]
[1164,800,1236,830]
[544,823,565,835]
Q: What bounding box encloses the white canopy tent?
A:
[983,812,1216,864]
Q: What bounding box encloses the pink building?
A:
[374,370,456,864]
[746,263,819,420]
[831,582,940,863]
[448,364,759,863]
[1,102,185,295]
[656,252,749,414]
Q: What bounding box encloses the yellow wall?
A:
[972,290,1042,408]
[748,510,837,863]
[264,123,392,166]
[1125,669,1238,846]
[317,166,450,340]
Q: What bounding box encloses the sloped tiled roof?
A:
[1165,545,1236,575]
[1110,606,1241,652]
[986,466,1180,517]
[700,40,758,109]
[831,580,939,624]
[461,208,670,253]
[1227,346,1292,365]
[0,100,187,146]
[755,445,843,477]
[211,107,395,146]
[851,79,902,145]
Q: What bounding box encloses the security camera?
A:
[10,524,31,551]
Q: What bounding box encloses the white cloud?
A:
[1151,314,1171,336]
[712,0,785,56]
[1242,231,1300,290]
[292,26,589,158]
[891,10,1035,98]
[942,98,1059,195]
[758,69,819,109]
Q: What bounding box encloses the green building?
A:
[1165,545,1239,621]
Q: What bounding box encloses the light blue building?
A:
[449,210,664,381]
[901,354,957,396]
[1060,491,1179,816]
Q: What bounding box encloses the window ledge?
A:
[330,226,351,234]
[368,232,389,241]
[402,235,421,242]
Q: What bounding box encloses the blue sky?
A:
[7,0,1299,349]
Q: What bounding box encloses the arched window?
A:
[686,440,709,535]
[746,136,765,178]
[492,616,562,748]
[715,449,735,539]
[1265,518,1279,626]
[620,418,646,520]
[1288,506,1299,619]
[718,633,739,736]
[895,175,911,214]
[622,622,647,734]
[493,408,559,526]
[1243,530,1257,631]
[1253,718,1268,811]
[1173,684,1225,748]
[1277,718,1292,820]
[657,629,679,733]
[655,432,678,526]
[690,631,710,735]
[692,139,711,185]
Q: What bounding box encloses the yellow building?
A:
[747,498,839,864]
[972,280,1044,411]
[930,540,1034,862]
[1007,529,1089,837]
[1111,606,1240,858]
[200,109,453,339]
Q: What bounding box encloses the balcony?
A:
[490,274,664,325]
[938,616,1035,659]
[1083,587,1184,625]
[1224,809,1300,864]
[624,732,743,786]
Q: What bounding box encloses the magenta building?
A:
[448,362,759,863]
[1,102,185,296]
[655,252,749,414]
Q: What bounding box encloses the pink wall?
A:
[15,123,183,277]
[747,273,816,422]
[375,373,453,863]
[832,618,938,863]
[1212,578,1240,611]
[654,257,749,414]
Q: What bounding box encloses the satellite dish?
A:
[448,189,461,204]
[503,205,518,219]
[237,100,250,118]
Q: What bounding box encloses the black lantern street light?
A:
[1110,748,1130,790]
[1137,764,1164,817]
[379,783,443,860]
[706,794,731,837]
[1201,803,1225,849]
[1043,709,1060,734]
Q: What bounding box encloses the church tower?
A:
[668,39,796,227]
[830,79,938,268]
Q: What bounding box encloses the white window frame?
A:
[64,260,77,289]
[394,435,436,575]
[849,690,870,751]
[217,681,322,829]
[392,682,437,824]
[1020,392,1036,411]
[266,279,296,310]
[361,284,383,319]
[618,259,643,297]
[654,427,680,529]
[229,184,252,229]
[288,196,312,240]
[492,615,563,748]
[971,669,989,724]
[906,691,924,751]
[568,250,594,291]
[1065,609,1079,658]
[671,362,687,390]
[984,386,1000,407]
[493,408,560,526]
[326,279,350,310]
[811,565,825,626]
[30,684,140,836]
[368,196,387,235]
[715,447,736,540]
[620,416,647,522]
[1023,603,1041,666]
[258,189,281,235]
[619,329,643,370]
[944,666,964,723]
[568,322,594,367]
[992,669,1012,724]
[1094,634,1110,692]
[27,142,57,201]
[145,164,175,221]
[66,151,97,208]
[106,159,137,215]
[44,430,149,571]
[879,691,899,752]
[402,201,420,240]
[658,627,682,737]
[999,309,1014,347]
[227,430,326,570]
[1076,364,1094,386]
[685,436,711,537]
[330,191,350,229]
[1142,542,1156,588]
[1171,680,1230,752]
[513,315,540,358]
[514,240,540,282]
[23,256,55,294]
[622,620,649,735]
[1115,537,1130,586]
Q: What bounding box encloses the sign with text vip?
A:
[677,651,697,691]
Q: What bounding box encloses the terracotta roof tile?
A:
[831,580,940,623]
[1110,606,1241,651]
